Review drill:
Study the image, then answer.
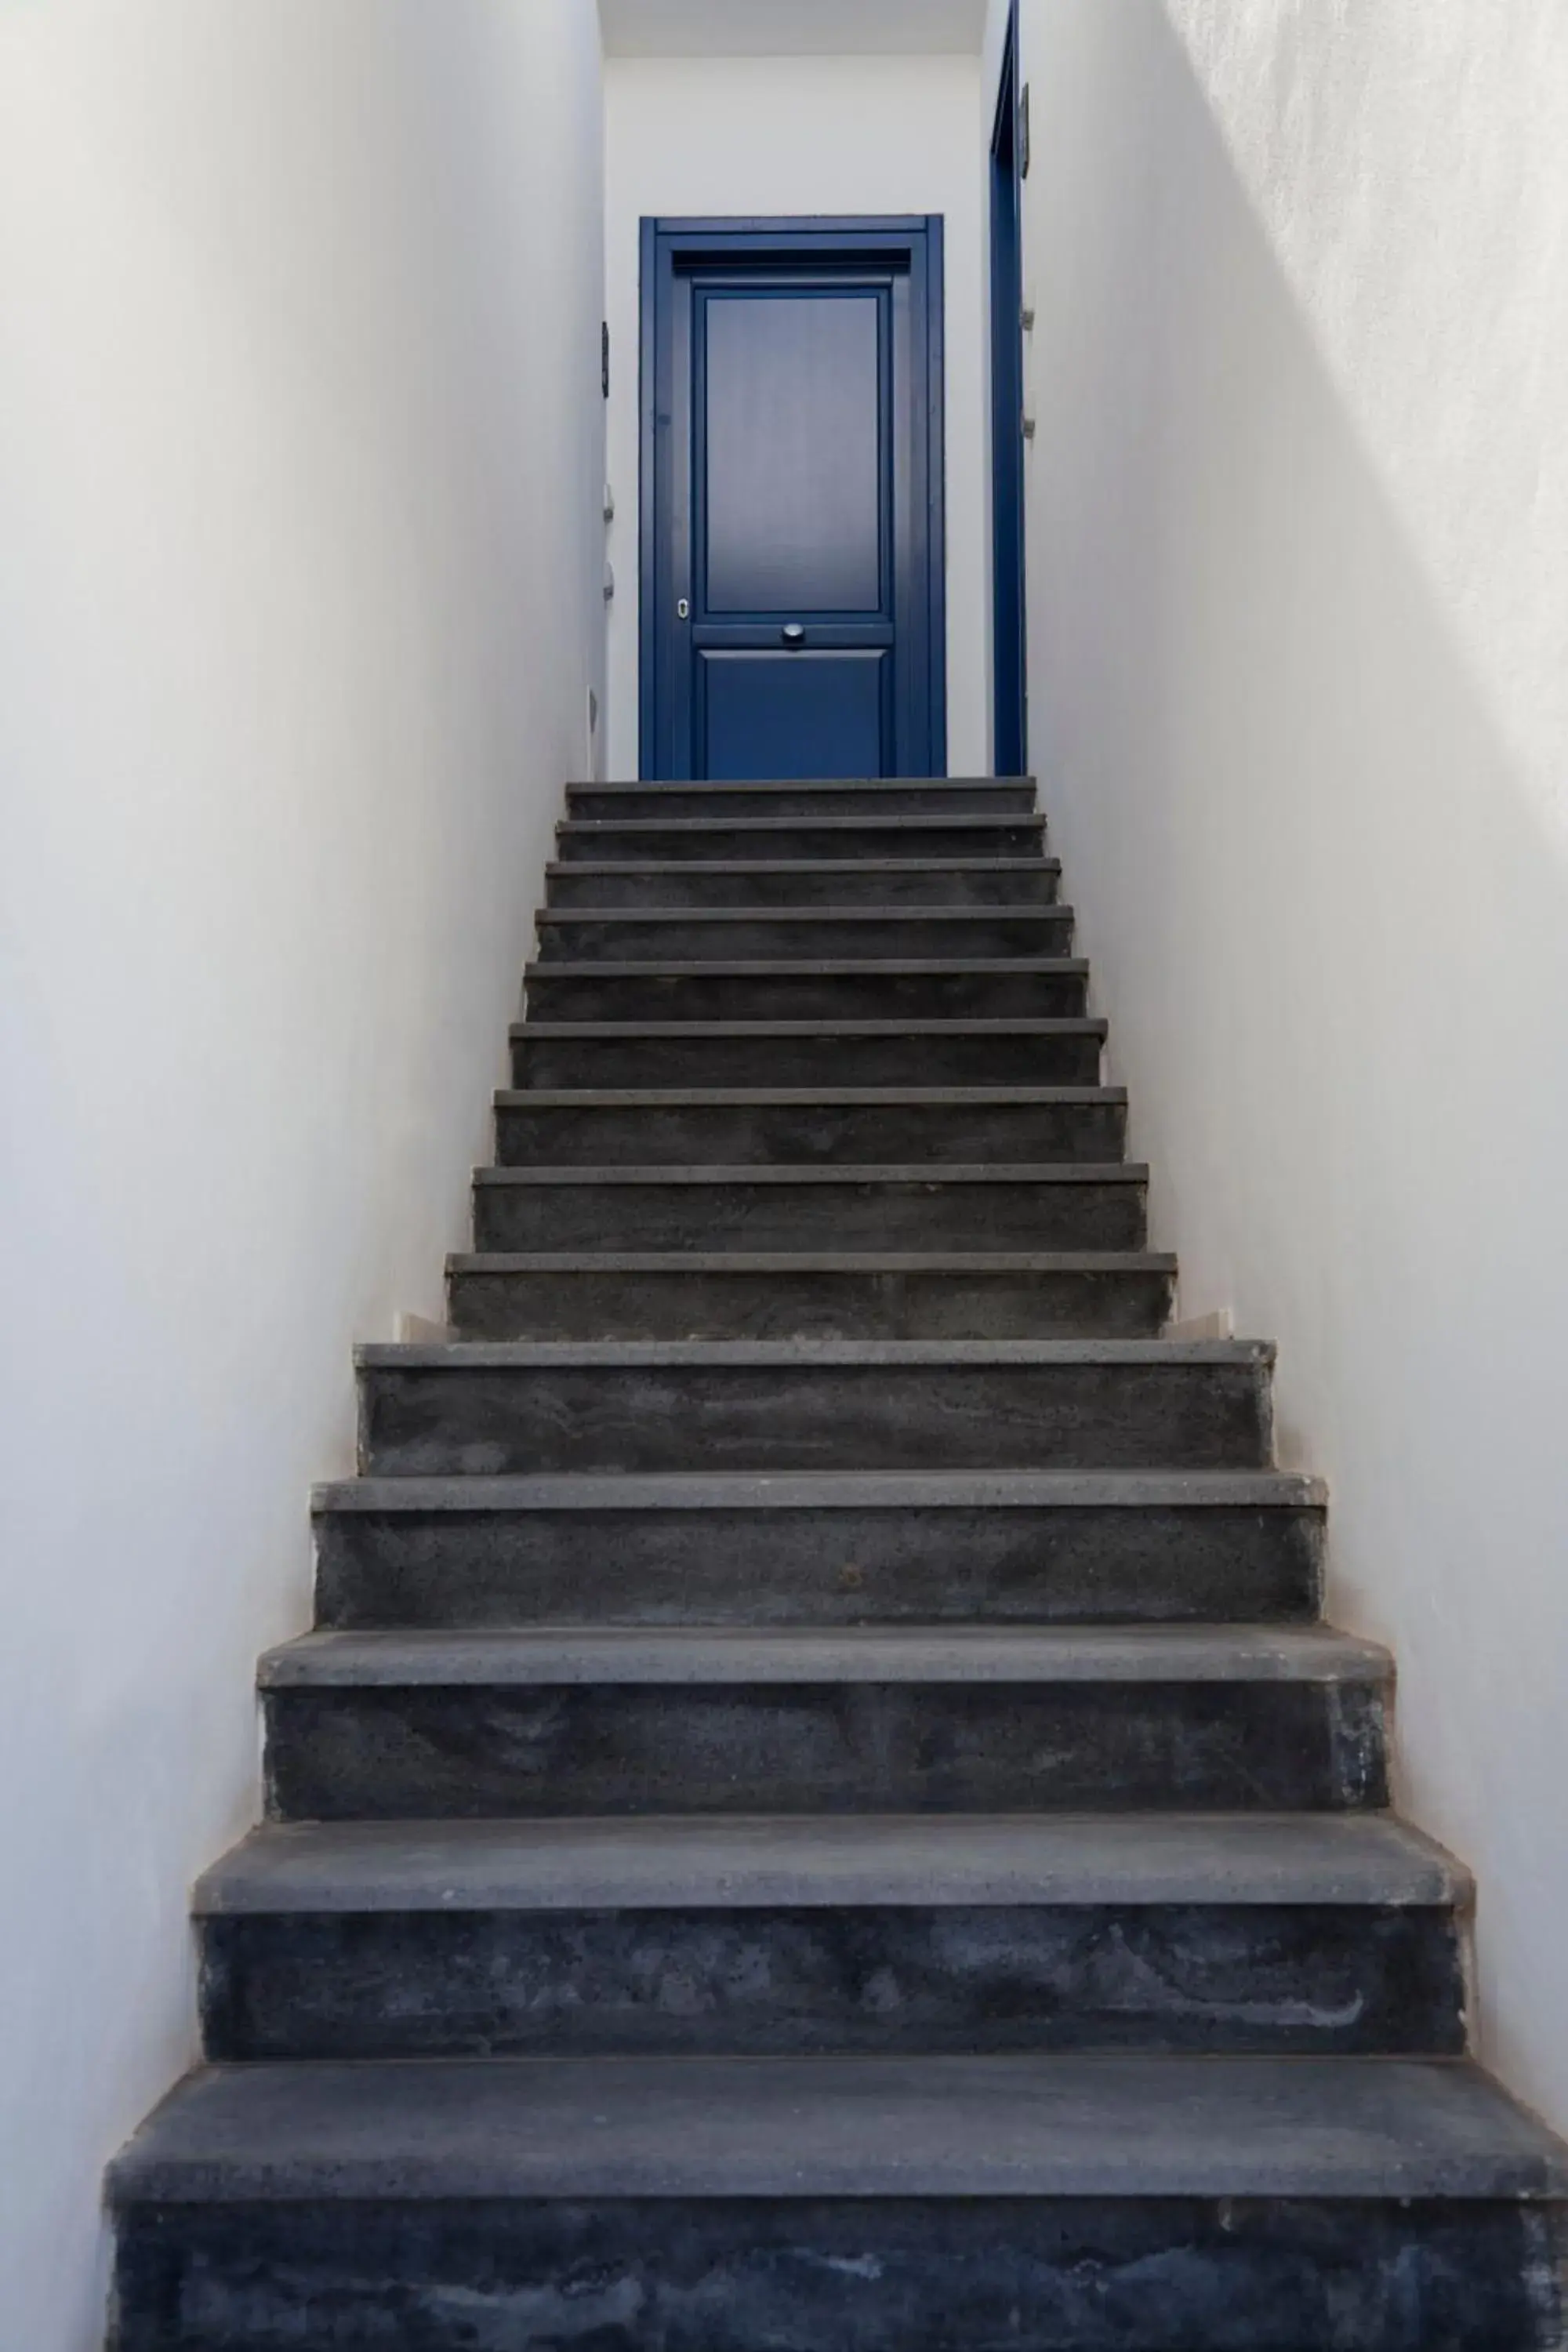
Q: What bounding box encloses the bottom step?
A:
[110,2054,1568,2350]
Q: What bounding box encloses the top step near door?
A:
[569,779,1035,821]
[641,218,946,782]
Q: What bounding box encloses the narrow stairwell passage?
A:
[107,778,1568,2349]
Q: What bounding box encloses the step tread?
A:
[546,859,1064,877]
[312,1468,1327,1513]
[448,1252,1178,1275]
[558,815,1048,835]
[566,779,1037,797]
[259,1624,1388,1690]
[474,1163,1146,1188]
[536,908,1075,924]
[526,958,1091,979]
[194,1811,1468,1915]
[109,2053,1568,2204]
[358,1338,1269,1368]
[513,1019,1109,1040]
[496,1087,1125,1107]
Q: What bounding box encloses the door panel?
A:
[642,219,946,782]
[702,292,884,615]
[701,650,889,782]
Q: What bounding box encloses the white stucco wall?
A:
[604,52,989,779]
[1017,0,1568,2125]
[0,6,604,2343]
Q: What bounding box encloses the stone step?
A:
[534,906,1077,964]
[556,814,1049,862]
[470,1164,1149,1254]
[566,779,1038,820]
[521,960,1091,1025]
[194,1812,1470,2063]
[545,858,1064,909]
[310,1468,1327,1632]
[495,1088,1131,1174]
[354,1338,1275,1477]
[109,2053,1568,2352]
[494,1086,1127,1167]
[257,1625,1389,1820]
[510,1019,1108,1089]
[445,1253,1176,1344]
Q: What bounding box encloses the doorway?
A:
[640,216,946,782]
[990,9,1029,775]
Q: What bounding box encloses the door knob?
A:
[781,624,806,648]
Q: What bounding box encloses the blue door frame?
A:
[989,10,1029,775]
[639,216,946,782]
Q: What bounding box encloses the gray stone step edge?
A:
[523,958,1092,981]
[510,1019,1111,1042]
[545,858,1065,877]
[255,1624,1390,1690]
[493,1086,1126,1108]
[471,1163,1149,1189]
[534,907,1077,925]
[445,1253,1178,1276]
[192,1811,1471,1916]
[564,778,1040,798]
[106,2051,1568,2204]
[309,1469,1327,1515]
[354,1338,1273,1369]
[557,815,1049,836]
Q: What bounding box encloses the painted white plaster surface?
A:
[601,0,987,60]
[0,5,604,2343]
[1018,0,1568,2125]
[604,53,989,778]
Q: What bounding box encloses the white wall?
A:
[0,5,604,2343]
[1018,0,1568,2125]
[604,53,989,779]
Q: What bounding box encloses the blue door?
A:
[641,218,946,782]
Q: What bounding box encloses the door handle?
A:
[781,624,807,648]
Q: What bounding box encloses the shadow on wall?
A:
[1025,0,1568,2126]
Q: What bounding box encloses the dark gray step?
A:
[258,1626,1389,1820]
[494,1087,1128,1167]
[195,1813,1468,2063]
[110,2059,1568,2352]
[534,906,1076,964]
[557,815,1048,862]
[511,1020,1108,1089]
[545,858,1064,909]
[356,1338,1274,1477]
[470,1164,1149,1253]
[114,2200,1568,2352]
[312,1468,1327,1632]
[567,779,1038,820]
[446,1254,1174,1343]
[522,960,1091,1024]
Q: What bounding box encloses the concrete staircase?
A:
[107,778,1568,2348]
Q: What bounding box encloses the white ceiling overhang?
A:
[599,0,988,58]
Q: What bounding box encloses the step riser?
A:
[546,864,1063,909]
[557,822,1047,862]
[200,1904,1465,2062]
[359,1359,1272,1477]
[314,1502,1325,1631]
[568,785,1040,819]
[512,1032,1105,1087]
[264,1680,1388,1820]
[535,915,1076,963]
[110,2198,1568,2352]
[447,1266,1173,1345]
[495,1098,1127,1167]
[523,970,1091,1023]
[471,1180,1147,1254]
